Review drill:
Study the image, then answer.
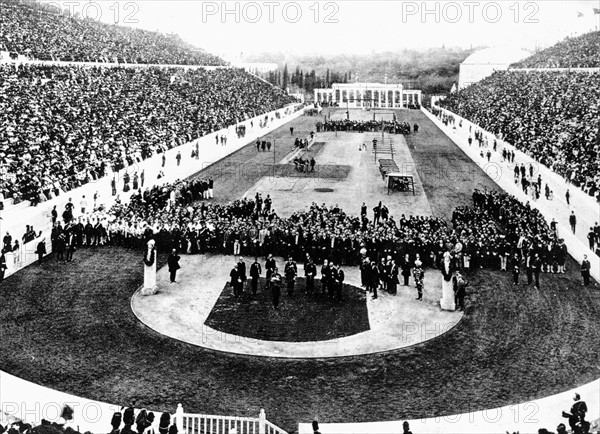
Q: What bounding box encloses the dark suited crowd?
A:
[316,119,413,135]
[40,177,595,296]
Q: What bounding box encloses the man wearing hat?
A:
[581,255,591,286]
[36,237,47,264]
[413,260,424,300]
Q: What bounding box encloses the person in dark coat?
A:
[511,254,521,285]
[168,249,181,283]
[284,257,297,295]
[413,260,424,300]
[388,258,399,295]
[320,259,330,296]
[304,257,316,296]
[265,254,276,289]
[335,263,345,301]
[230,264,243,298]
[401,254,412,286]
[250,257,262,295]
[36,238,47,264]
[0,252,6,282]
[370,260,379,299]
[237,257,247,291]
[453,271,468,311]
[581,254,591,286]
[328,262,338,299]
[270,268,282,309]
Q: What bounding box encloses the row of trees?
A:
[252,47,474,96]
[263,64,352,94]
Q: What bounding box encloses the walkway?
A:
[131,255,461,358]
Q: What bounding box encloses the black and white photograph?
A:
[0,1,599,433]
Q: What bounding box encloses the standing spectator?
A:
[270,268,281,310]
[230,263,242,298]
[565,189,571,205]
[237,257,247,291]
[51,205,58,225]
[413,260,424,300]
[36,238,47,264]
[250,257,261,296]
[0,251,7,282]
[532,253,542,289]
[512,254,521,285]
[304,256,316,296]
[176,151,181,166]
[335,263,345,301]
[162,153,166,168]
[168,249,181,283]
[80,196,87,214]
[454,271,468,311]
[65,232,75,262]
[581,255,591,286]
[587,228,595,250]
[569,211,577,234]
[387,258,399,295]
[284,256,297,296]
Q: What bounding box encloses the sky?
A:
[41,1,600,59]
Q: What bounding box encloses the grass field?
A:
[1,109,599,433]
[205,277,370,342]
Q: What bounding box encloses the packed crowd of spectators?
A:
[439,70,600,197]
[41,170,585,285]
[315,119,413,135]
[0,63,294,203]
[510,31,600,69]
[0,0,225,65]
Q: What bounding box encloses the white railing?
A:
[174,405,287,434]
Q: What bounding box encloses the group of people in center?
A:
[229,254,346,310]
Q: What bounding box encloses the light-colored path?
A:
[131,255,461,358]
[243,131,432,218]
[299,379,600,434]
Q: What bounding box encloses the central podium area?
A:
[131,254,462,358]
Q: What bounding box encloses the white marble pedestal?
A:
[440,277,456,311]
[141,261,158,296]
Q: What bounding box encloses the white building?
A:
[458,47,531,89]
[314,82,422,109]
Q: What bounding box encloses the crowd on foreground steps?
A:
[0,393,596,434]
[0,64,294,203]
[438,70,600,198]
[0,0,225,65]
